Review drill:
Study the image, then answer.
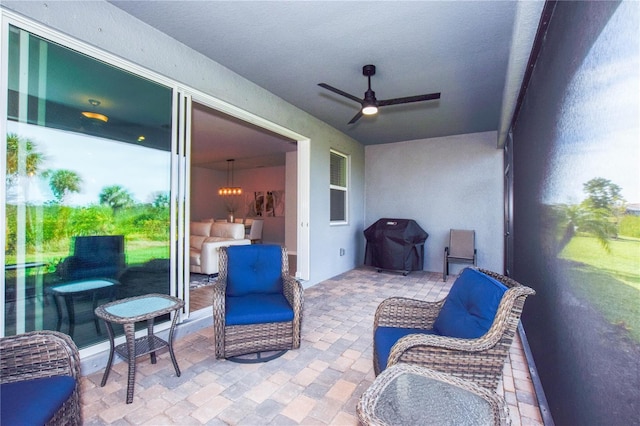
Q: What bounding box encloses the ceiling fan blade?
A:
[348,110,363,124]
[378,92,441,107]
[318,83,363,104]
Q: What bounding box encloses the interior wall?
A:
[3,0,365,287]
[364,131,503,274]
[190,167,227,221]
[512,1,639,424]
[233,166,286,244]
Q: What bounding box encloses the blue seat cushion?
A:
[1,376,76,426]
[374,326,437,372]
[433,268,508,339]
[227,245,283,296]
[226,293,294,326]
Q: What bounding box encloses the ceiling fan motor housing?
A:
[364,90,377,103]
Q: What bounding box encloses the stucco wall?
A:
[2,0,365,286]
[364,131,503,274]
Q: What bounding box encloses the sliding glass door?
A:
[2,24,178,348]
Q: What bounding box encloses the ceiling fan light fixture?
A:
[362,89,378,115]
[362,103,378,115]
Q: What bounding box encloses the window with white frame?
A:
[330,150,348,223]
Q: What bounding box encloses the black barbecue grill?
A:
[364,218,428,275]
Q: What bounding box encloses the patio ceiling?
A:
[108,1,545,165]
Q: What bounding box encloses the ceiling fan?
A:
[318,65,441,124]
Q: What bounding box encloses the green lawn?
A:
[5,240,170,272]
[560,235,640,342]
[121,240,170,265]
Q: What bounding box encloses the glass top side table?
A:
[47,278,119,338]
[357,364,510,426]
[95,293,184,404]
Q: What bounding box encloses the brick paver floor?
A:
[81,267,543,425]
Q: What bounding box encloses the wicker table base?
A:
[357,364,510,426]
[95,294,184,404]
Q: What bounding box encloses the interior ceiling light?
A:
[218,159,243,196]
[81,99,108,123]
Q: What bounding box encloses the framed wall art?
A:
[244,190,285,217]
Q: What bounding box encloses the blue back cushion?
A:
[1,376,76,425]
[227,245,283,296]
[433,268,508,338]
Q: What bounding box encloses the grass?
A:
[123,240,170,265]
[5,240,170,273]
[560,235,640,342]
[619,214,640,238]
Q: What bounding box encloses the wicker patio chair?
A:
[373,267,535,390]
[213,244,303,361]
[0,330,81,425]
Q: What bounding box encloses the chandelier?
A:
[218,159,243,196]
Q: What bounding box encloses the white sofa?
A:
[189,221,250,275]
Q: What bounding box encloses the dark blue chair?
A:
[373,267,535,390]
[212,244,303,361]
[58,235,125,281]
[1,331,81,425]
